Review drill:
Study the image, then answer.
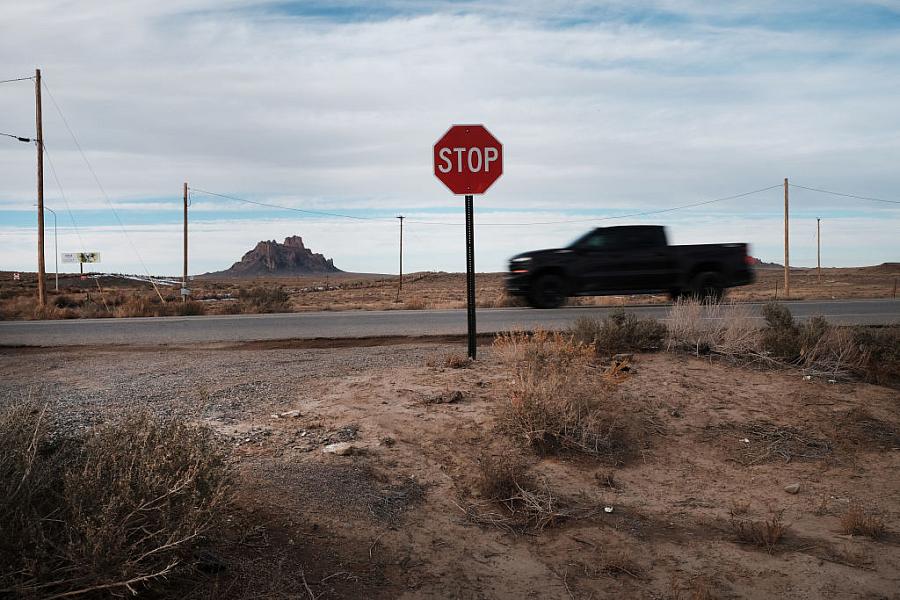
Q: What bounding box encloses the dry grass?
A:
[0,401,231,598]
[667,575,716,600]
[426,352,472,369]
[834,408,900,450]
[402,297,427,310]
[461,453,586,533]
[840,507,887,539]
[494,330,643,462]
[596,550,644,578]
[730,512,788,551]
[725,421,832,465]
[239,286,290,313]
[666,300,899,386]
[666,298,760,357]
[852,326,900,386]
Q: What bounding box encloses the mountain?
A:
[207,236,341,277]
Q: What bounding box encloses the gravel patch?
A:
[0,343,450,433]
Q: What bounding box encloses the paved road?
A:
[1,299,896,347]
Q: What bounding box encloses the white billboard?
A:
[62,252,100,264]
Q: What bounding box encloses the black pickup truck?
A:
[505,225,755,308]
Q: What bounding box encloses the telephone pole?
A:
[35,68,46,307]
[183,182,188,302]
[783,177,790,299]
[396,215,405,301]
[816,217,821,283]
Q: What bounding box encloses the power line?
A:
[42,141,88,253]
[40,78,165,300]
[0,76,33,84]
[407,183,785,226]
[188,183,784,227]
[188,187,396,222]
[791,184,900,205]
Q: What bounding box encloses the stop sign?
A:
[433,124,503,195]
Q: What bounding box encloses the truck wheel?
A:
[529,274,567,309]
[691,272,724,302]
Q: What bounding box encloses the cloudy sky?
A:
[1,0,898,276]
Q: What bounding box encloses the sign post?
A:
[433,124,503,359]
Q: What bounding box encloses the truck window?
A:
[624,228,665,248]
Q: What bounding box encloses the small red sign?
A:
[433,125,503,195]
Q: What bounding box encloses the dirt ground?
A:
[2,339,897,599]
[1,263,898,319]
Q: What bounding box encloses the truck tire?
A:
[690,271,724,302]
[528,273,567,309]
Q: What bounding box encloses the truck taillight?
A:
[745,245,754,266]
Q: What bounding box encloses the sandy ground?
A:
[1,338,898,599]
[2,263,898,319]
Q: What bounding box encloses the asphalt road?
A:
[1,300,897,347]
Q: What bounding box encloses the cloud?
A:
[1,1,897,272]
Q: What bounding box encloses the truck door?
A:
[621,228,678,291]
[574,230,630,292]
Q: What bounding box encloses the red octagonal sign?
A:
[433,124,503,195]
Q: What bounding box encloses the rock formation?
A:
[212,236,341,276]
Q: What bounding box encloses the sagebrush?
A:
[570,309,667,356]
[494,330,643,462]
[0,401,231,598]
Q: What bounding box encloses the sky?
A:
[1,0,898,276]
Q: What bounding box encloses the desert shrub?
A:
[469,452,565,531]
[570,309,667,357]
[239,287,291,313]
[0,401,231,598]
[840,506,886,539]
[667,575,716,600]
[53,294,80,309]
[114,294,174,318]
[173,300,207,316]
[762,304,841,364]
[761,302,801,360]
[852,326,900,385]
[426,352,471,369]
[403,297,427,310]
[666,298,760,357]
[221,300,244,314]
[730,512,787,551]
[494,330,641,462]
[476,452,529,501]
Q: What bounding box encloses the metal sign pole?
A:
[465,194,476,359]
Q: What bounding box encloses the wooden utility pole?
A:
[783,177,790,299]
[35,68,46,307]
[816,217,821,283]
[183,182,188,302]
[396,215,405,301]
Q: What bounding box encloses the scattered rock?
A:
[784,482,801,494]
[323,442,357,456]
[428,390,464,404]
[324,425,359,443]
